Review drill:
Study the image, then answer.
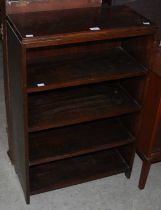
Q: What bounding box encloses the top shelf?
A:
[7,6,157,48]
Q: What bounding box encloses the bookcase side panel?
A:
[7,23,29,203]
[121,35,158,136]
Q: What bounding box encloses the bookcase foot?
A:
[125,170,132,179]
[7,150,14,165]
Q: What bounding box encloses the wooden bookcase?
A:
[5,3,158,204]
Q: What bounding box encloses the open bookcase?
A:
[4,0,158,204]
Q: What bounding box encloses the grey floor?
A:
[0,43,161,210]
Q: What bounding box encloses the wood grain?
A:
[29,118,135,166]
[27,47,147,93]
[30,148,129,195]
[28,83,141,132]
[7,6,157,48]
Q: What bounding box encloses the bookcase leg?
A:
[139,160,151,189]
[7,150,14,165]
[125,169,132,179]
[25,194,30,205]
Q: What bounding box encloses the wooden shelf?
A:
[7,6,157,47]
[27,47,147,93]
[28,83,140,132]
[30,148,129,195]
[29,118,135,166]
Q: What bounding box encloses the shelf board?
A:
[27,47,147,93]
[28,83,140,132]
[29,118,135,166]
[30,149,129,195]
[7,6,157,47]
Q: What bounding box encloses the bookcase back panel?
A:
[27,40,121,63]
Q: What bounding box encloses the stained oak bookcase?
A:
[5,4,158,203]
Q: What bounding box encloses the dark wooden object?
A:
[27,47,147,93]
[5,4,158,203]
[28,83,141,132]
[110,0,161,189]
[29,118,135,166]
[30,148,130,195]
[137,48,161,189]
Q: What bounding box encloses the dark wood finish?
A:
[137,48,161,189]
[30,148,130,195]
[7,6,157,48]
[7,23,29,203]
[122,35,157,70]
[152,119,161,152]
[137,71,161,157]
[120,35,157,138]
[139,160,151,189]
[27,47,147,93]
[27,39,121,61]
[28,83,140,132]
[4,4,158,203]
[29,118,135,166]
[153,47,161,78]
[119,142,135,179]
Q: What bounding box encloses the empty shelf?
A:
[30,149,129,195]
[28,83,140,132]
[27,47,147,93]
[29,118,135,166]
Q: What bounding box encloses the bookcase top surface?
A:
[7,5,157,47]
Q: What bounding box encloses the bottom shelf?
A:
[30,148,129,195]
